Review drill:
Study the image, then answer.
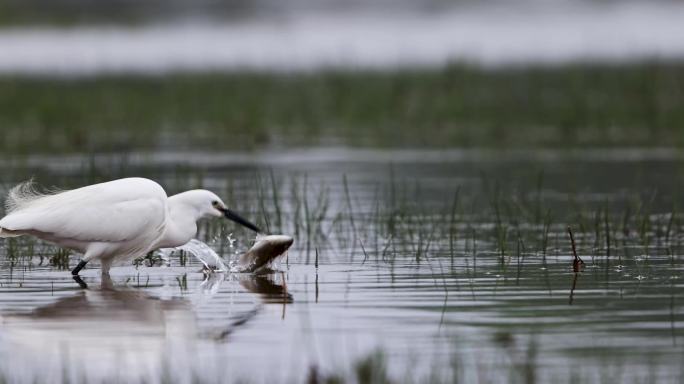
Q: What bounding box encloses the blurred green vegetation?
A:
[1,62,683,154]
[0,0,226,26]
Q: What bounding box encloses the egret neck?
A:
[157,192,205,249]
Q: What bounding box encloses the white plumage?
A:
[0,177,261,275]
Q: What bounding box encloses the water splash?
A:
[227,260,251,274]
[226,234,264,273]
[159,239,228,272]
[158,235,291,274]
[197,272,225,298]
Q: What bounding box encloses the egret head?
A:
[175,190,261,233]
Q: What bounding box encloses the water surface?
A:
[0,149,682,383]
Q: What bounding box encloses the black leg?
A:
[72,275,88,289]
[71,260,88,276]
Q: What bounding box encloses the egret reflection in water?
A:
[0,271,292,383]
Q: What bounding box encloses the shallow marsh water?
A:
[0,148,682,383]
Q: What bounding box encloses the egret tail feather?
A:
[5,179,64,213]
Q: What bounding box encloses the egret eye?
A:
[211,200,219,207]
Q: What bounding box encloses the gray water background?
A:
[0,148,682,383]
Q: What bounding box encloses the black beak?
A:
[221,207,261,233]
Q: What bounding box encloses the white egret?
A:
[0,177,261,276]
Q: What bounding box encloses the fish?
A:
[233,235,294,273]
